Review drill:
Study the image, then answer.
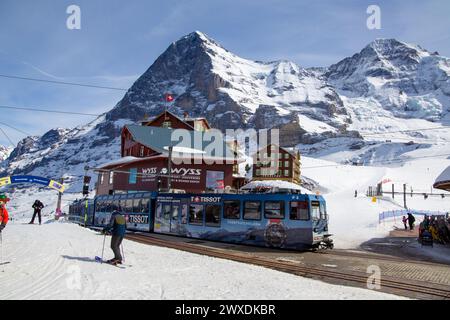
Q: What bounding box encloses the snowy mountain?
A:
[326,39,450,121]
[1,32,449,192]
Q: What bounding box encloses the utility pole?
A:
[403,183,407,209]
[392,184,394,199]
[55,177,64,220]
[167,145,173,191]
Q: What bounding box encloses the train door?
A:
[155,198,182,234]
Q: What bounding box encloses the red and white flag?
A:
[165,93,174,102]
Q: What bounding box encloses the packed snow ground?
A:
[0,221,405,300]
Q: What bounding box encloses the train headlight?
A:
[313,227,318,233]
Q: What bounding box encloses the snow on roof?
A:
[241,180,311,193]
[434,166,450,186]
[98,156,141,168]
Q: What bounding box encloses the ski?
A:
[94,256,130,268]
[0,262,10,266]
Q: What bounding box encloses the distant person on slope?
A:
[29,200,44,225]
[402,216,408,230]
[0,202,9,233]
[103,210,127,265]
[407,212,416,231]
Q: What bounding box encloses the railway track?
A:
[125,233,450,300]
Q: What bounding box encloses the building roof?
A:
[434,166,450,190]
[240,180,310,193]
[124,124,239,161]
[253,144,299,158]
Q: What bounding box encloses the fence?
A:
[378,209,448,224]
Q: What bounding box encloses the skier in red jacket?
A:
[0,202,9,233]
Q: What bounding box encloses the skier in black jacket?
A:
[29,200,44,225]
[407,212,416,231]
[103,210,127,265]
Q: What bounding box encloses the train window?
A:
[264,201,285,219]
[125,199,133,213]
[310,201,320,220]
[106,201,112,212]
[243,201,261,220]
[133,199,141,213]
[205,205,221,227]
[290,201,309,220]
[162,205,171,220]
[320,202,327,220]
[181,204,188,224]
[223,200,240,219]
[140,198,150,213]
[189,204,204,225]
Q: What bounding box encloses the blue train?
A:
[69,191,333,250]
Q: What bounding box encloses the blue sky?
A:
[0,0,449,146]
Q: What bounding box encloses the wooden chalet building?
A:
[252,144,301,184]
[96,111,245,195]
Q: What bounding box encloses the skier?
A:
[0,202,9,233]
[407,212,416,231]
[29,200,44,225]
[402,216,408,230]
[103,209,127,265]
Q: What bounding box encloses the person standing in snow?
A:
[103,210,127,265]
[407,212,416,231]
[402,216,408,230]
[0,202,9,233]
[29,200,44,225]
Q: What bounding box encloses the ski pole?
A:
[100,233,106,264]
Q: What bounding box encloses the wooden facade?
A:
[252,144,301,184]
[97,110,244,195]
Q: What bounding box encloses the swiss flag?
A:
[165,93,174,102]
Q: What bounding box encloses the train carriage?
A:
[68,198,95,226]
[70,191,333,251]
[153,192,333,250]
[93,192,156,232]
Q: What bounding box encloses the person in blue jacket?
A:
[103,210,127,265]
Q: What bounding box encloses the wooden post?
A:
[403,183,407,209]
[167,145,173,191]
[392,184,394,199]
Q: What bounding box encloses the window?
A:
[284,170,290,177]
[320,202,327,220]
[256,169,261,176]
[224,200,240,219]
[96,201,102,212]
[125,199,133,213]
[285,161,290,167]
[189,204,204,225]
[171,206,179,221]
[139,146,144,157]
[181,204,188,224]
[206,171,225,192]
[310,201,320,220]
[140,198,149,213]
[133,199,141,213]
[284,153,290,159]
[129,168,137,184]
[162,121,172,128]
[264,201,285,219]
[244,201,261,220]
[100,173,104,185]
[290,201,309,220]
[109,171,114,184]
[163,205,171,220]
[205,205,221,227]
